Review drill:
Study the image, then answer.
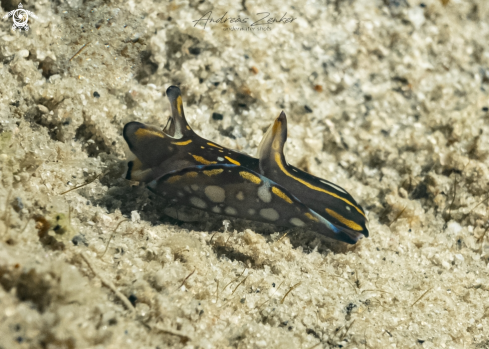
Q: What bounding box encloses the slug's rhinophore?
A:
[123,86,369,244]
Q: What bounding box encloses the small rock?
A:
[72,234,88,246]
[212,112,223,120]
[37,105,49,114]
[131,210,141,223]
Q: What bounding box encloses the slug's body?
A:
[123,86,369,244]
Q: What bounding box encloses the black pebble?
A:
[304,105,313,113]
[128,294,138,306]
[93,91,100,98]
[212,112,223,120]
[482,106,488,112]
[189,47,201,55]
[72,235,88,246]
[12,197,23,212]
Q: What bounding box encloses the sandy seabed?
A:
[1,0,489,348]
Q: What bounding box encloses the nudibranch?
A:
[123,86,369,244]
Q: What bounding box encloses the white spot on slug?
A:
[217,157,224,161]
[259,208,279,221]
[148,180,157,189]
[191,184,199,191]
[205,185,226,203]
[190,197,206,209]
[236,191,244,200]
[248,209,255,215]
[184,185,191,193]
[290,218,305,227]
[225,206,237,215]
[178,191,184,197]
[257,184,271,203]
[212,206,221,213]
[346,206,351,211]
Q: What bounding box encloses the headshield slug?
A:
[123,86,369,244]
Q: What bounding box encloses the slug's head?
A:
[122,86,195,182]
[164,85,193,138]
[123,122,168,181]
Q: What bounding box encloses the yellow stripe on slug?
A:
[135,128,165,139]
[239,171,261,184]
[274,153,366,218]
[127,158,151,181]
[271,119,282,151]
[191,154,217,165]
[204,169,223,176]
[272,187,293,204]
[304,212,319,222]
[172,139,192,146]
[176,96,183,115]
[207,142,223,149]
[166,175,182,184]
[225,156,241,166]
[131,158,143,171]
[325,209,363,231]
